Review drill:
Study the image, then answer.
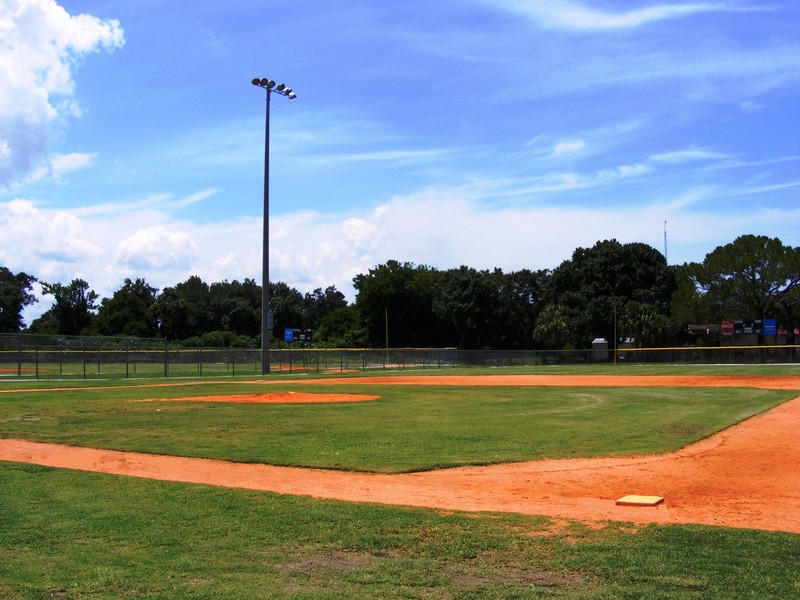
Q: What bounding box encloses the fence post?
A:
[164,340,169,377]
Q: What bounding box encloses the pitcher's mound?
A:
[143,392,380,404]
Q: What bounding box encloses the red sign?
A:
[721,320,734,335]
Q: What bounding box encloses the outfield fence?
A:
[615,344,800,364]
[0,333,797,380]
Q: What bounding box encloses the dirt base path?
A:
[2,375,799,533]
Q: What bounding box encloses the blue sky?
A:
[1,0,798,323]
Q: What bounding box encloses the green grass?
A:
[2,366,799,597]
[1,462,798,599]
[0,380,794,472]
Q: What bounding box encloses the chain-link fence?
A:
[0,334,261,379]
[0,333,797,381]
[616,344,800,364]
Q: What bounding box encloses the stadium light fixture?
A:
[252,75,296,374]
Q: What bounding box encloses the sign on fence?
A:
[731,319,777,336]
[764,319,777,336]
[734,320,762,335]
[284,328,313,342]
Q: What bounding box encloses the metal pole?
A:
[253,77,295,374]
[261,88,272,374]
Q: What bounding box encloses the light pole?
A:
[252,76,296,374]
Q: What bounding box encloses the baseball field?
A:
[1,365,799,597]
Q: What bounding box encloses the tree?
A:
[95,278,159,337]
[315,306,367,347]
[683,235,800,323]
[353,260,438,347]
[670,264,715,327]
[533,303,571,349]
[546,240,676,346]
[208,279,261,337]
[620,301,672,347]
[433,266,500,349]
[34,279,98,335]
[154,276,210,340]
[303,286,348,333]
[0,267,37,333]
[269,282,304,340]
[491,268,549,349]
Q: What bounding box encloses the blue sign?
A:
[764,319,777,335]
[284,328,312,342]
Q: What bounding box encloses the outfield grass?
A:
[1,462,798,599]
[2,366,799,597]
[0,380,794,472]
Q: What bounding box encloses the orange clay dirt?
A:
[1,374,799,534]
[137,391,381,404]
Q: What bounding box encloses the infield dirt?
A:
[1,374,798,533]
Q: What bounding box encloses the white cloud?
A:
[732,182,800,197]
[325,149,448,165]
[0,0,123,188]
[508,163,651,196]
[22,151,96,183]
[484,1,756,31]
[740,100,764,113]
[342,216,383,251]
[7,178,800,328]
[650,148,735,164]
[69,193,173,218]
[528,121,644,162]
[50,152,96,177]
[0,198,104,268]
[551,140,586,156]
[115,226,198,270]
[172,188,221,208]
[295,188,798,281]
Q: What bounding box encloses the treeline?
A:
[1,235,798,349]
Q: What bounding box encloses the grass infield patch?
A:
[0,381,795,472]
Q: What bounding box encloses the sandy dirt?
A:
[1,374,799,533]
[137,391,380,404]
